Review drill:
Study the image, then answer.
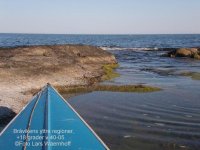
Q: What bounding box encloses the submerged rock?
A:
[141,68,176,76]
[179,72,200,80]
[166,48,200,59]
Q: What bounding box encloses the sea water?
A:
[1,34,200,150]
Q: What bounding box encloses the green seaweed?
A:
[180,72,200,80]
[56,84,161,94]
[102,64,120,80]
[192,53,200,60]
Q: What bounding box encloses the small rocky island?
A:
[165,48,200,59]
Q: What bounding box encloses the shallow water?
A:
[67,49,200,150]
[106,50,200,88]
[67,91,200,150]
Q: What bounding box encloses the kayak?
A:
[0,84,109,150]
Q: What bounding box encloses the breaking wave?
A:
[100,46,159,51]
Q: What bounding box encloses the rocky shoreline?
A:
[1,45,198,125]
[0,45,117,116]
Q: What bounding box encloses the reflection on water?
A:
[67,91,200,150]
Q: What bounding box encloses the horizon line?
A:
[1,32,200,35]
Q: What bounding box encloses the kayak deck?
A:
[0,84,109,150]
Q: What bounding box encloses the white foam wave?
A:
[100,47,159,51]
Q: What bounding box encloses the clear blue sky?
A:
[0,0,200,34]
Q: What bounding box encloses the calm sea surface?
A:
[0,33,200,48]
[1,34,200,150]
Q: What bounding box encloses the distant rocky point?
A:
[165,48,200,60]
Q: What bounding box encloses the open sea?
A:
[0,34,200,150]
[0,33,200,48]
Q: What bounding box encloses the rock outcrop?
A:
[0,45,117,113]
[166,48,200,59]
